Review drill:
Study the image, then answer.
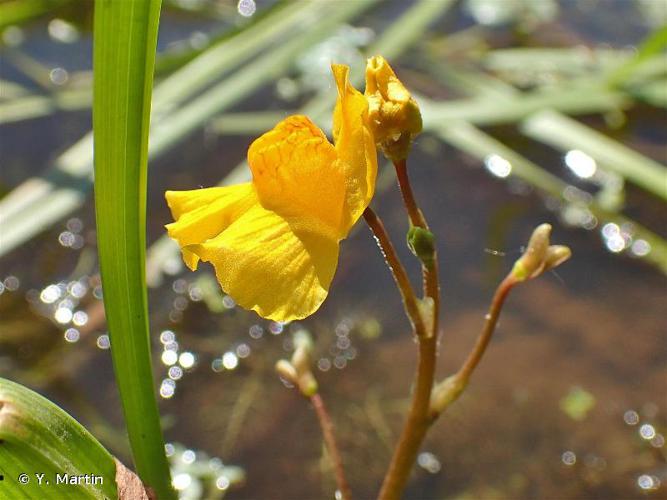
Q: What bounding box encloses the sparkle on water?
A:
[417,452,442,474]
[623,409,640,425]
[55,307,73,324]
[236,343,251,358]
[249,324,264,339]
[237,0,256,17]
[182,449,196,464]
[561,450,577,466]
[484,154,512,178]
[637,474,661,491]
[162,350,178,366]
[179,351,196,369]
[96,334,110,349]
[172,472,192,491]
[168,366,184,380]
[221,351,239,370]
[639,423,656,440]
[160,378,176,398]
[49,67,68,86]
[64,328,80,343]
[48,18,79,43]
[564,149,597,179]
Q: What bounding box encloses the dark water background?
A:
[1,1,665,499]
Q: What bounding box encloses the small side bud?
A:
[512,223,571,281]
[430,374,467,416]
[365,55,422,161]
[278,330,320,397]
[407,226,436,269]
[275,359,298,384]
[544,245,571,272]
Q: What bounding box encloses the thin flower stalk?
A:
[429,273,517,419]
[378,160,440,500]
[311,393,352,500]
[363,207,426,336]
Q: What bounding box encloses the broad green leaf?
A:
[92,1,174,499]
[0,377,117,499]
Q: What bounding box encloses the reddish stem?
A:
[311,393,352,500]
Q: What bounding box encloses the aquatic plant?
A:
[165,55,571,499]
[3,1,664,499]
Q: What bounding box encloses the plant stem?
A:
[311,393,352,500]
[393,158,426,229]
[429,273,517,419]
[459,274,516,382]
[377,335,438,500]
[377,159,441,500]
[393,158,440,325]
[363,207,426,336]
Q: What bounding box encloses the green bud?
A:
[407,226,436,269]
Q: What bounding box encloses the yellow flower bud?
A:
[365,55,422,161]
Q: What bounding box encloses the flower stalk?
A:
[430,224,571,417]
[311,393,352,500]
[430,273,517,418]
[363,207,427,336]
[376,159,440,500]
[275,332,351,500]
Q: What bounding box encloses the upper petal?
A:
[331,64,378,233]
[187,202,340,322]
[165,183,256,269]
[247,115,346,240]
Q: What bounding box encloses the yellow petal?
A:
[247,115,346,239]
[188,201,339,322]
[165,183,255,270]
[331,64,378,232]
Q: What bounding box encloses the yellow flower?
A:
[364,55,422,160]
[165,65,377,322]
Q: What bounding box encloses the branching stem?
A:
[376,159,441,500]
[363,207,426,336]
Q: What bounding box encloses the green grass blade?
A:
[92,1,174,498]
[0,0,72,30]
[0,0,379,257]
[521,110,667,201]
[0,377,117,499]
[434,121,667,274]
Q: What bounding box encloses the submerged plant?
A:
[165,56,571,499]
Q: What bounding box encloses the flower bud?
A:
[407,226,435,269]
[365,55,422,161]
[512,224,571,281]
[275,359,298,383]
[544,245,572,272]
[291,330,314,374]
